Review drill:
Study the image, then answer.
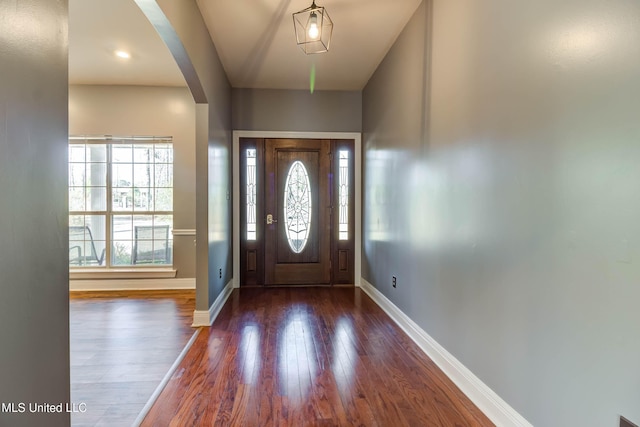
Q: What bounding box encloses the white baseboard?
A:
[192,279,234,327]
[359,279,532,427]
[69,278,195,291]
[132,328,201,427]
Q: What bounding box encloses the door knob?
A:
[266,214,277,224]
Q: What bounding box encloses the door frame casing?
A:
[233,130,362,288]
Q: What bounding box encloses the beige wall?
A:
[0,1,70,426]
[69,85,197,278]
[363,0,640,425]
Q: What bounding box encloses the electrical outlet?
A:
[392,276,397,288]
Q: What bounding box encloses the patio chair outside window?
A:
[133,225,171,265]
[69,226,106,266]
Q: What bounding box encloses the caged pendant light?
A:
[292,1,333,54]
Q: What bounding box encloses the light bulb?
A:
[308,23,319,39]
[307,12,319,40]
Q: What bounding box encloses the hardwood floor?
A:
[142,287,493,426]
[69,290,196,427]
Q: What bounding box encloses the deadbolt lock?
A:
[266,214,277,224]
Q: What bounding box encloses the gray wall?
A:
[362,0,640,426]
[0,1,70,426]
[232,88,362,132]
[151,0,232,310]
[69,85,197,278]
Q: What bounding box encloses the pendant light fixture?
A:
[292,1,333,54]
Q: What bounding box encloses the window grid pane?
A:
[246,149,257,240]
[339,150,349,240]
[70,143,108,213]
[112,214,173,266]
[69,214,106,266]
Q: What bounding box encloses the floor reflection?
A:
[332,316,356,391]
[277,304,317,403]
[238,324,261,385]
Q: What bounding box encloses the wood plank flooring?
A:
[69,290,196,427]
[142,287,493,426]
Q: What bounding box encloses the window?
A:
[284,160,312,253]
[69,137,173,268]
[338,150,349,240]
[246,148,257,240]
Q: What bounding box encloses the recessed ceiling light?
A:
[115,50,131,59]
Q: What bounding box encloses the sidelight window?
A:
[246,149,257,240]
[338,150,349,240]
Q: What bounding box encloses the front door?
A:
[239,137,354,286]
[264,139,331,285]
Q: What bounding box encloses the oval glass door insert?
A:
[284,161,312,253]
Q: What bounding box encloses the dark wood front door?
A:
[239,137,354,287]
[264,139,331,285]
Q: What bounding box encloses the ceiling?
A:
[69,0,421,91]
[69,0,185,87]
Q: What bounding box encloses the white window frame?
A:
[69,135,174,273]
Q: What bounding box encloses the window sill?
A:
[70,268,177,280]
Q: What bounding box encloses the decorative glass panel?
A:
[339,150,349,240]
[246,149,257,240]
[284,161,312,253]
